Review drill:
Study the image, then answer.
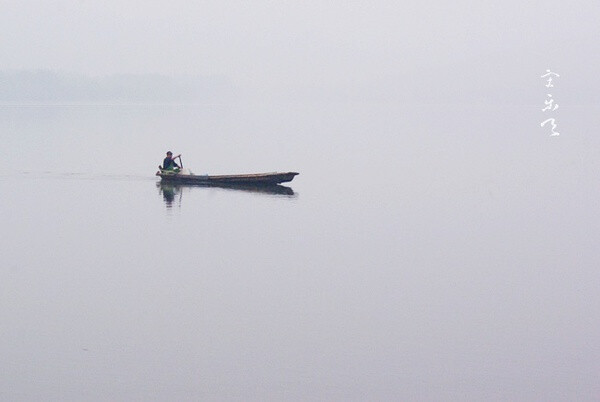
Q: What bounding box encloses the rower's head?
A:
[166,151,173,157]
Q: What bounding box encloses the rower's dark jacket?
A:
[163,157,179,169]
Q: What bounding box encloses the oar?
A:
[178,155,183,168]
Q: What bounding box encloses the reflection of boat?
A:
[156,181,296,197]
[156,170,299,185]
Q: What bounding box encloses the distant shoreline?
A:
[0,70,235,103]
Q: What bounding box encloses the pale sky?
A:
[1,1,599,99]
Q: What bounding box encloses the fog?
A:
[1,2,599,401]
[2,1,600,103]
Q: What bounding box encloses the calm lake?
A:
[1,103,599,400]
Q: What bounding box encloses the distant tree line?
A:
[0,70,236,103]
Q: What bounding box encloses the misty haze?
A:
[1,1,599,401]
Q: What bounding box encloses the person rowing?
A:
[162,151,181,170]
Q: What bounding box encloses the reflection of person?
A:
[161,185,176,207]
[162,151,181,170]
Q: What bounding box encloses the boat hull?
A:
[156,171,299,185]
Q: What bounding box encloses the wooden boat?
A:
[156,169,299,185]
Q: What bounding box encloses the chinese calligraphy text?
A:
[540,69,560,136]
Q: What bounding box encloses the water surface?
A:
[1,103,599,400]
